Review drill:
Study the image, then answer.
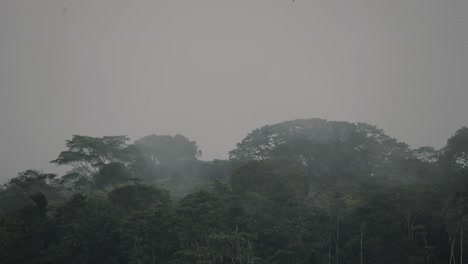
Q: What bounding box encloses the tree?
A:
[412,146,440,164]
[229,118,356,161]
[107,184,170,212]
[51,135,131,180]
[173,190,227,263]
[132,134,204,197]
[133,134,200,167]
[441,127,468,172]
[108,184,174,263]
[229,118,412,187]
[94,162,131,189]
[0,170,61,214]
[0,192,53,264]
[230,158,309,205]
[50,193,124,264]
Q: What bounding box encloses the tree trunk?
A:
[449,235,456,264]
[336,214,339,264]
[328,232,332,264]
[328,205,332,264]
[461,220,463,264]
[152,239,156,264]
[360,222,364,264]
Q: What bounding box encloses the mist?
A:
[1,0,468,182]
[1,1,468,263]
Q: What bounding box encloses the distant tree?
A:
[7,170,58,189]
[229,118,356,161]
[51,135,131,180]
[94,162,131,189]
[0,170,61,214]
[412,146,440,164]
[230,158,308,205]
[133,134,201,167]
[441,127,468,172]
[196,159,234,183]
[131,134,203,196]
[108,184,170,212]
[230,119,411,186]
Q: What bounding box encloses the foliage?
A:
[51,135,131,178]
[441,127,468,172]
[94,162,132,189]
[134,134,200,167]
[2,120,468,263]
[108,184,171,212]
[230,158,308,204]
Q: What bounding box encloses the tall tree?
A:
[229,118,411,186]
[51,135,131,179]
[441,127,468,172]
[133,134,201,167]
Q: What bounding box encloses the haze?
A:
[1,0,467,182]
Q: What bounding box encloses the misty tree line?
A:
[1,118,468,263]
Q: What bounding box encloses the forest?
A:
[1,118,468,264]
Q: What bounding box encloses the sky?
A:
[0,0,467,182]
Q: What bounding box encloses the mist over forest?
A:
[1,118,468,263]
[1,1,468,263]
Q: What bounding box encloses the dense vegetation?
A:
[1,118,468,264]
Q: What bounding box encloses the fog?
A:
[1,0,467,182]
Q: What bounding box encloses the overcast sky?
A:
[1,0,467,182]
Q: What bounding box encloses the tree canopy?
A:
[134,134,201,166]
[1,118,468,263]
[50,135,131,178]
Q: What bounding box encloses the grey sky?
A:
[1,0,467,182]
